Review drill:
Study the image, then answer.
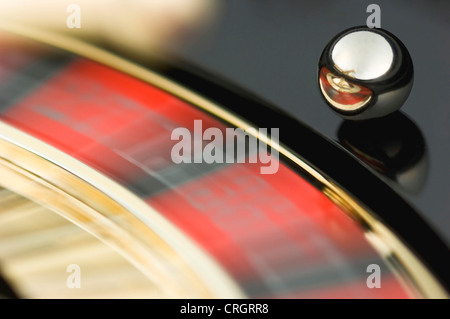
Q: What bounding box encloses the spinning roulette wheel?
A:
[0,2,449,300]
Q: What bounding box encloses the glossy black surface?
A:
[173,0,450,246]
[338,112,427,194]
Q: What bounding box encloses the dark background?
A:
[174,0,450,244]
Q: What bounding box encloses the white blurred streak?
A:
[0,0,219,60]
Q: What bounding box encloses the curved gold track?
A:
[0,22,447,299]
[0,114,244,299]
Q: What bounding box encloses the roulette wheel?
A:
[0,1,448,299]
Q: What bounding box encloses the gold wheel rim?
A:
[0,22,447,299]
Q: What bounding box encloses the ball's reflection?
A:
[338,112,428,194]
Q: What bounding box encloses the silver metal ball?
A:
[318,27,414,120]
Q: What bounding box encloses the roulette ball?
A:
[318,26,414,120]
